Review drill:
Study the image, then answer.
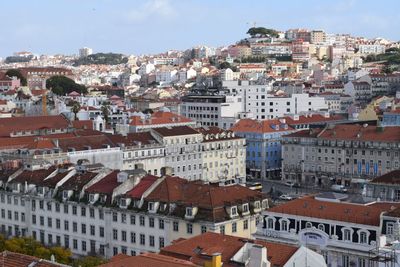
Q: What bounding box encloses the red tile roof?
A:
[283,114,345,125]
[100,253,197,267]
[130,111,192,126]
[59,172,97,191]
[0,115,70,137]
[370,170,400,184]
[12,166,57,185]
[146,176,264,208]
[86,171,122,194]
[152,126,200,137]
[106,132,159,146]
[230,119,294,133]
[161,232,297,267]
[125,175,159,198]
[72,120,93,130]
[0,251,63,267]
[269,195,400,226]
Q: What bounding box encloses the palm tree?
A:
[71,101,81,121]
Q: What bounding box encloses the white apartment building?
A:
[150,126,203,181]
[180,94,244,130]
[0,165,266,259]
[358,43,385,55]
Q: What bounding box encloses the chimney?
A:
[161,166,173,176]
[206,253,222,267]
[248,245,268,267]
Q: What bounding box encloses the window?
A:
[201,225,207,233]
[173,221,179,232]
[140,234,145,245]
[187,223,193,234]
[90,208,95,218]
[387,222,394,235]
[112,212,118,222]
[220,225,225,235]
[99,226,104,237]
[159,219,164,229]
[243,204,249,213]
[232,222,237,233]
[149,235,155,247]
[139,216,145,226]
[305,222,312,229]
[130,215,136,225]
[81,223,86,234]
[342,255,349,267]
[82,241,87,251]
[122,230,127,242]
[130,232,136,243]
[113,247,118,256]
[359,231,368,244]
[281,220,288,231]
[149,217,154,228]
[159,237,165,248]
[73,222,77,232]
[318,224,325,232]
[243,220,248,230]
[231,206,238,216]
[186,207,193,217]
[90,225,95,236]
[343,229,351,241]
[121,214,126,224]
[72,206,77,215]
[113,229,118,240]
[267,218,274,229]
[81,207,86,217]
[64,220,69,231]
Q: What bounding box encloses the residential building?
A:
[79,47,93,58]
[150,126,203,180]
[231,118,295,179]
[382,109,400,126]
[0,165,267,259]
[0,72,20,92]
[18,67,74,90]
[344,81,372,105]
[310,30,326,44]
[366,170,400,201]
[281,124,400,187]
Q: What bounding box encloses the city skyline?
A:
[1,0,399,57]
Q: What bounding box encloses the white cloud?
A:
[126,0,176,22]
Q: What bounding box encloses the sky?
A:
[0,0,399,57]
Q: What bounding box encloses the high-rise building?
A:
[79,47,93,58]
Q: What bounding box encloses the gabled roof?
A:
[161,232,298,267]
[146,176,264,208]
[106,132,159,146]
[125,175,159,198]
[58,172,97,191]
[86,171,122,194]
[283,114,345,125]
[12,166,57,185]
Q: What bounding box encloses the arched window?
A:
[305,222,312,229]
[281,219,288,232]
[343,228,352,241]
[318,224,325,232]
[267,218,274,229]
[359,231,368,244]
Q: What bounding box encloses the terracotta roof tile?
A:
[152,126,200,137]
[126,175,159,198]
[99,253,197,267]
[231,119,294,133]
[130,111,192,126]
[0,250,63,267]
[269,195,400,226]
[161,232,297,267]
[370,170,400,184]
[86,171,122,194]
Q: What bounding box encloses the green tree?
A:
[72,256,107,267]
[101,103,110,124]
[50,246,72,264]
[246,27,279,38]
[46,75,87,95]
[74,53,128,66]
[5,69,27,86]
[71,101,81,120]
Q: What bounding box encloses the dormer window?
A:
[305,222,312,229]
[62,191,68,200]
[254,201,261,209]
[89,194,95,204]
[242,204,249,213]
[148,202,155,212]
[186,207,193,217]
[231,206,238,217]
[120,198,127,207]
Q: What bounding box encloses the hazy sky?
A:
[1,0,399,57]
